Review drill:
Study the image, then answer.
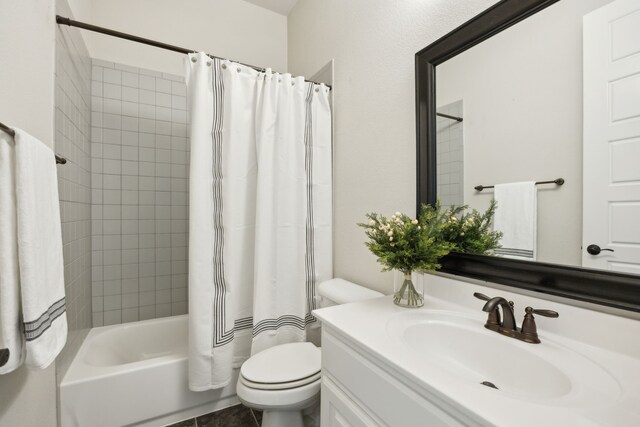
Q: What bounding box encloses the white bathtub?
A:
[60,315,239,427]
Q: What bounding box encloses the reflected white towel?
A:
[0,131,24,374]
[14,128,67,369]
[493,182,537,260]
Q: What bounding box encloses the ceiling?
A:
[243,0,299,16]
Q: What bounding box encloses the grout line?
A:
[249,408,260,427]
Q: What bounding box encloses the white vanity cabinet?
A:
[320,326,471,427]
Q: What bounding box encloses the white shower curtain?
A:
[186,52,332,391]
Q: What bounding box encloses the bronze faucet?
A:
[473,293,558,344]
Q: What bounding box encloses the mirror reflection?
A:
[435,0,640,274]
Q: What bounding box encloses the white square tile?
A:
[156,303,171,318]
[156,92,171,108]
[103,129,122,145]
[103,219,121,234]
[122,278,139,294]
[103,83,122,100]
[139,104,155,120]
[156,78,172,94]
[93,312,104,327]
[139,191,155,205]
[122,101,139,117]
[122,235,139,249]
[171,95,186,110]
[122,86,139,103]
[103,98,122,115]
[122,146,138,161]
[92,66,103,82]
[122,161,139,176]
[104,279,122,295]
[122,175,138,191]
[140,291,155,306]
[122,308,139,323]
[140,118,155,134]
[139,305,155,320]
[139,262,155,277]
[139,277,155,292]
[139,75,156,91]
[156,121,171,135]
[156,106,171,121]
[122,71,139,88]
[122,131,138,146]
[103,189,122,205]
[103,310,122,325]
[139,89,155,105]
[122,263,139,279]
[103,159,122,175]
[122,117,138,132]
[122,293,139,309]
[171,81,186,96]
[156,233,171,248]
[122,190,139,205]
[92,296,104,312]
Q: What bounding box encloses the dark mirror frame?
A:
[416,0,640,312]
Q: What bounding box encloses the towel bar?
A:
[474,178,564,192]
[0,121,67,164]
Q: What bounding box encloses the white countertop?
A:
[314,274,640,426]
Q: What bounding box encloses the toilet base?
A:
[261,409,304,427]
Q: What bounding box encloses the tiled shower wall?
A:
[437,100,464,209]
[90,60,189,326]
[55,0,92,379]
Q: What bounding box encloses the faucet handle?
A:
[473,292,490,301]
[520,306,558,344]
[473,293,501,329]
[530,307,559,318]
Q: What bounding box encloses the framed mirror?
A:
[416,0,640,311]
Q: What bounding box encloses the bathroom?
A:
[1,0,639,425]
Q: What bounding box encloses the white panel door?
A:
[583,0,640,273]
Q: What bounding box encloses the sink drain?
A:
[480,381,499,390]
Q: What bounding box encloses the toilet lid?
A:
[241,342,321,385]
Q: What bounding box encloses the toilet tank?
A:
[317,278,384,308]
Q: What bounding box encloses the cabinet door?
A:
[322,376,381,427]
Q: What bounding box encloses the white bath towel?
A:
[13,128,67,369]
[493,181,537,260]
[0,131,25,374]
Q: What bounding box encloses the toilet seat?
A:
[240,342,321,390]
[240,371,321,390]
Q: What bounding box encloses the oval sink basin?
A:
[387,311,621,404]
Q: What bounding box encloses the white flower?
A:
[460,232,465,236]
[387,231,393,236]
[389,236,393,241]
[411,219,418,225]
[391,215,396,220]
[369,220,375,226]
[417,226,421,230]
[395,211,402,217]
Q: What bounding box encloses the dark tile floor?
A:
[167,404,262,427]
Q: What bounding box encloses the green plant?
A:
[358,203,454,275]
[441,200,503,255]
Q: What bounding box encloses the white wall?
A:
[437,0,613,266]
[0,1,58,426]
[66,0,288,76]
[288,0,501,293]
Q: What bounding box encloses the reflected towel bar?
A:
[437,112,463,122]
[0,121,67,164]
[474,178,564,192]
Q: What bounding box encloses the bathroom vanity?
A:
[313,275,640,426]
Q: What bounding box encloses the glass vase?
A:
[393,270,424,308]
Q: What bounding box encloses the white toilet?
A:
[236,279,383,427]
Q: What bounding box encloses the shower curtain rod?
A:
[56,16,332,90]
